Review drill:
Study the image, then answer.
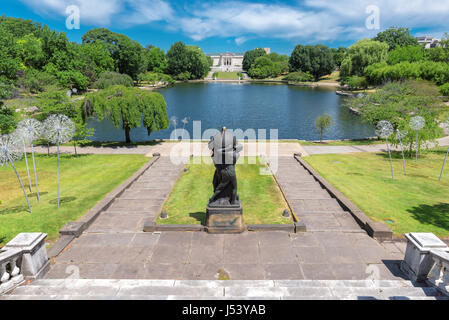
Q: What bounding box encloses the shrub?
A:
[0,80,16,99]
[344,76,368,90]
[282,71,314,82]
[92,71,134,89]
[17,69,59,93]
[440,83,449,96]
[364,61,449,86]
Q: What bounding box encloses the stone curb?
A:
[48,156,160,258]
[247,224,295,232]
[293,155,393,241]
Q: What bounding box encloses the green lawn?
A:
[0,154,148,247]
[299,139,383,146]
[214,72,241,80]
[158,157,291,225]
[304,148,449,238]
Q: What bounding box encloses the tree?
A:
[82,86,169,143]
[374,27,419,51]
[315,114,334,142]
[0,102,17,134]
[16,34,44,69]
[330,47,348,68]
[387,45,424,65]
[242,48,266,71]
[166,42,209,80]
[289,44,335,80]
[82,28,146,79]
[340,39,389,78]
[347,80,441,154]
[145,46,168,73]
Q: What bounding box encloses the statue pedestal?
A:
[206,201,245,234]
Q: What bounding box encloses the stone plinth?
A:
[206,201,245,234]
[401,233,449,282]
[4,233,49,279]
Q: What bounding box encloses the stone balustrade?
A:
[427,250,449,295]
[401,232,449,296]
[0,233,49,295]
[0,248,24,294]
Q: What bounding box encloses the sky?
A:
[1,0,448,54]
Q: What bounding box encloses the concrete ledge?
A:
[294,221,307,233]
[59,222,84,237]
[143,219,156,232]
[47,235,75,258]
[294,155,393,241]
[247,224,295,232]
[365,221,394,242]
[156,225,205,232]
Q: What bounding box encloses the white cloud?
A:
[19,0,449,43]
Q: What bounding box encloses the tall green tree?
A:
[82,86,169,143]
[82,28,146,79]
[0,102,17,134]
[145,46,168,73]
[340,39,389,77]
[242,48,266,71]
[374,27,419,51]
[166,42,209,79]
[289,44,335,80]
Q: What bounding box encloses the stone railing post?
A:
[3,233,49,280]
[0,249,25,294]
[401,233,449,282]
[427,250,449,296]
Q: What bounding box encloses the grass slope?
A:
[0,154,148,246]
[304,148,449,237]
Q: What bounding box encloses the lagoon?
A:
[87,82,374,141]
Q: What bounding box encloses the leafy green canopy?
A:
[82,28,146,80]
[166,42,210,80]
[315,114,334,142]
[289,44,335,80]
[374,27,419,51]
[242,48,267,71]
[347,80,442,153]
[247,53,289,79]
[340,39,389,78]
[82,86,169,142]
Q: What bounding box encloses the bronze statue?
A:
[208,127,243,206]
[206,127,245,233]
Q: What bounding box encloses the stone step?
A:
[3,279,446,300]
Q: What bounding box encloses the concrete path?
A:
[303,136,449,155]
[45,156,407,281]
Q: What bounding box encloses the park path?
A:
[303,136,449,155]
[44,155,407,281]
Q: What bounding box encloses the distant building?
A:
[263,48,271,54]
[416,36,440,48]
[208,52,244,72]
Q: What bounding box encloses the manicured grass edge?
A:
[296,155,393,241]
[48,156,158,258]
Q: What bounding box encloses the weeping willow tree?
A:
[82,86,169,143]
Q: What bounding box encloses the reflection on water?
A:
[87,82,374,141]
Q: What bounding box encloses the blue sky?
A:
[1,0,448,54]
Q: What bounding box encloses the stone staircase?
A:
[2,279,447,300]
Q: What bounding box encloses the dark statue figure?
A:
[206,127,245,233]
[208,127,243,206]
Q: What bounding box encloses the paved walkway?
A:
[45,156,407,281]
[303,136,449,155]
